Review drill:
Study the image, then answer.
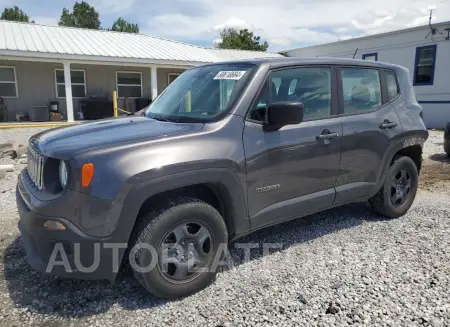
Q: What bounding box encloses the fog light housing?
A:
[43,220,66,231]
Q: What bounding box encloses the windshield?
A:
[145,64,256,122]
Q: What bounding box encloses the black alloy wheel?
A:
[390,168,412,207]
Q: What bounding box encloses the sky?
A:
[1,0,450,52]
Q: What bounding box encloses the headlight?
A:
[58,161,68,188]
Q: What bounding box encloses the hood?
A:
[30,117,204,159]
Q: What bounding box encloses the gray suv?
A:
[16,58,428,299]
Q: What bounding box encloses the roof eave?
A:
[0,49,209,67]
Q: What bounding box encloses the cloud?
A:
[31,15,59,26]
[138,0,450,51]
[213,18,251,31]
[90,0,138,15]
[5,0,450,51]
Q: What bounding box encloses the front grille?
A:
[27,146,45,190]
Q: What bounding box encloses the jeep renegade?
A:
[17,58,428,299]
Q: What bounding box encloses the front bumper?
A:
[16,173,124,281]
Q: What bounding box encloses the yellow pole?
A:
[113,91,118,117]
[185,90,191,112]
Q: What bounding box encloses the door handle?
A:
[379,120,398,129]
[316,132,340,140]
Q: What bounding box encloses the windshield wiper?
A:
[150,115,172,122]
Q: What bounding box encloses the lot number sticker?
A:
[214,71,247,80]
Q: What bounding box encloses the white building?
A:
[0,20,281,123]
[281,21,450,129]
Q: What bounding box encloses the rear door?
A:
[334,66,403,204]
[244,66,343,230]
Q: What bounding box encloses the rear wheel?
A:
[130,197,228,299]
[369,156,419,218]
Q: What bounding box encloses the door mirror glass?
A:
[265,102,304,131]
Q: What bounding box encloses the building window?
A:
[362,53,378,61]
[414,45,437,86]
[340,67,382,114]
[0,66,18,97]
[116,71,142,97]
[55,69,86,98]
[168,73,180,85]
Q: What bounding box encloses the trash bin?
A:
[135,98,151,112]
[80,97,113,120]
[29,106,49,122]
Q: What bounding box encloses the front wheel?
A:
[369,156,419,218]
[130,197,228,299]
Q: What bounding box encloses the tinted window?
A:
[117,72,142,98]
[341,68,381,114]
[362,53,378,61]
[0,67,17,97]
[168,73,180,85]
[385,70,399,101]
[414,45,437,85]
[55,69,86,98]
[248,67,332,122]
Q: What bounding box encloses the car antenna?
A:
[352,48,358,59]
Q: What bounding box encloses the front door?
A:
[244,66,342,230]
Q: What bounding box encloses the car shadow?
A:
[3,202,384,319]
[429,153,450,163]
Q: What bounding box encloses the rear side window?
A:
[385,70,400,101]
[340,68,382,114]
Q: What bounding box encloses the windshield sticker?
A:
[213,71,247,80]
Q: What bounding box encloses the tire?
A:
[369,156,419,218]
[444,123,450,157]
[130,197,228,299]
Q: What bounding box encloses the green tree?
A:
[1,6,30,22]
[216,28,269,51]
[111,17,139,33]
[58,1,100,29]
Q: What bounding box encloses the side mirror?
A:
[264,102,304,131]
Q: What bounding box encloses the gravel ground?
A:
[0,128,449,327]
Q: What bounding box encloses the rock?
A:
[325,301,340,315]
[14,144,28,157]
[19,158,27,164]
[297,293,308,305]
[0,164,14,172]
[0,142,13,151]
[0,149,17,159]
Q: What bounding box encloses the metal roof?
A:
[0,21,282,65]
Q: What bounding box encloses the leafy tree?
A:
[111,17,139,33]
[58,8,75,27]
[1,6,30,22]
[216,28,269,51]
[58,1,100,29]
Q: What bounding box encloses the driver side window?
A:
[247,67,332,123]
[248,83,269,122]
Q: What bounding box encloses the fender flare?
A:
[111,167,250,247]
[372,132,427,197]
